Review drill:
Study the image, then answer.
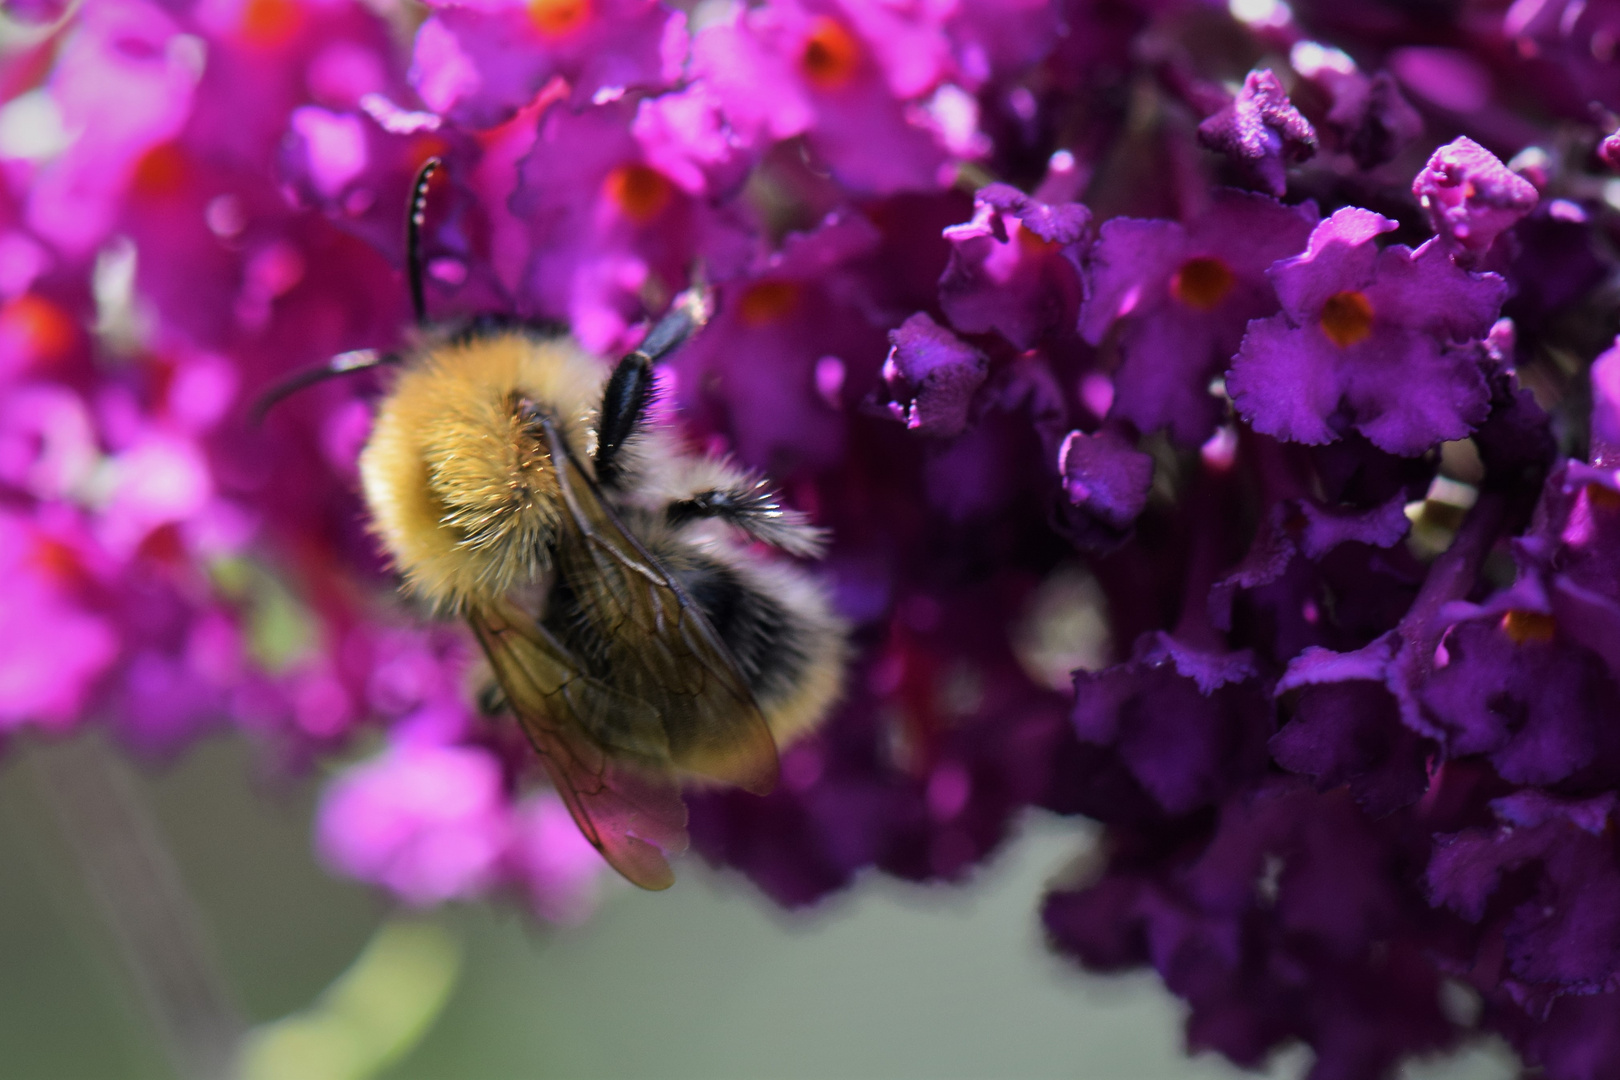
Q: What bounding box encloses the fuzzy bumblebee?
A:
[342,162,845,889]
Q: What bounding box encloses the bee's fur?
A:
[360,321,845,748]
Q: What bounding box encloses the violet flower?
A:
[1081,190,1317,447]
[1228,207,1507,456]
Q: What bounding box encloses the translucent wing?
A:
[540,418,780,794]
[468,600,688,890]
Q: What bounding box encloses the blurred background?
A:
[0,731,1516,1080]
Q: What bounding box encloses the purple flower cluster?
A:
[7,0,1620,1074]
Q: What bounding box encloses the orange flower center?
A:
[29,536,88,587]
[1500,609,1556,644]
[239,0,302,47]
[738,281,799,326]
[602,164,673,224]
[1170,257,1236,311]
[527,0,591,36]
[0,294,75,361]
[1014,222,1056,254]
[1319,290,1375,348]
[800,17,860,90]
[1586,482,1620,513]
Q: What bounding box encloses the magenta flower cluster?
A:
[5,0,1620,1075]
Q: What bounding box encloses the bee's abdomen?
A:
[675,556,811,708]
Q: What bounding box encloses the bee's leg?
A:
[596,284,713,489]
[667,480,828,558]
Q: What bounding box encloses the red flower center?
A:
[527,0,591,36]
[133,142,188,196]
[0,294,75,362]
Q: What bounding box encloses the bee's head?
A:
[359,330,603,612]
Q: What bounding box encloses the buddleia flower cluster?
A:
[5,0,1620,1074]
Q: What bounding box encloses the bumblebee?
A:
[289,161,845,889]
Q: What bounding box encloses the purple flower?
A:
[1080,190,1317,446]
[1429,791,1620,1015]
[0,512,119,729]
[669,211,885,474]
[1196,69,1317,197]
[1592,336,1620,467]
[1046,780,1460,1075]
[1208,491,1416,663]
[1423,593,1617,786]
[18,0,1620,1073]
[938,183,1088,350]
[1070,633,1271,816]
[24,0,202,257]
[690,0,953,195]
[509,98,756,352]
[1602,127,1620,173]
[1413,137,1540,262]
[410,0,683,128]
[1228,207,1507,455]
[1504,0,1620,118]
[318,736,513,906]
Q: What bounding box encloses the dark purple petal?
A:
[1592,336,1620,468]
[881,312,989,437]
[1428,793,1620,1013]
[1424,618,1617,784]
[1056,427,1154,542]
[1071,633,1271,816]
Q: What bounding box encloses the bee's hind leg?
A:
[666,475,828,559]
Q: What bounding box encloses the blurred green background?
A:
[0,733,1517,1080]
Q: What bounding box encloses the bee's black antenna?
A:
[407,157,443,328]
[250,348,399,426]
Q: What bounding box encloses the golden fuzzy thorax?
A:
[359,331,604,613]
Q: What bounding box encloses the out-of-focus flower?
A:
[938,183,1088,350]
[318,734,513,907]
[690,0,954,194]
[1196,69,1317,197]
[410,0,684,127]
[1312,66,1424,171]
[509,97,755,351]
